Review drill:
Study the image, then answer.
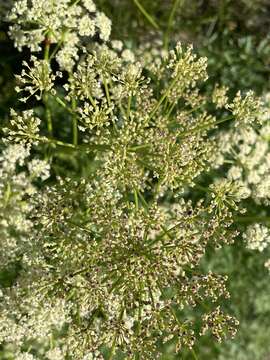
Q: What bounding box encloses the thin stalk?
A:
[70,0,81,8]
[109,306,124,360]
[137,189,149,211]
[166,102,177,119]
[29,135,78,150]
[103,76,111,106]
[160,224,174,240]
[164,0,183,50]
[55,96,74,114]
[3,182,11,208]
[67,221,94,235]
[191,349,199,360]
[195,184,210,193]
[44,137,77,149]
[128,144,151,152]
[28,134,111,152]
[127,95,132,119]
[136,283,143,335]
[49,42,62,61]
[109,334,117,360]
[44,95,53,134]
[44,36,53,136]
[148,74,180,122]
[44,37,50,61]
[49,30,66,61]
[88,94,97,109]
[178,115,235,138]
[72,97,78,145]
[134,189,139,211]
[148,221,183,247]
[133,0,160,30]
[235,215,270,223]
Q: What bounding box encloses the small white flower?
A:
[111,40,123,51]
[79,15,95,37]
[264,259,270,271]
[82,0,96,12]
[244,224,270,252]
[122,49,135,63]
[227,166,242,181]
[95,12,111,41]
[28,159,50,180]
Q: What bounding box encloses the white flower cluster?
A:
[243,224,270,252]
[0,294,70,359]
[15,57,60,101]
[216,95,270,205]
[212,84,229,109]
[209,178,250,215]
[214,95,270,272]
[0,144,50,269]
[166,43,208,101]
[265,259,270,271]
[8,0,111,71]
[225,90,263,128]
[28,159,50,180]
[243,223,270,272]
[3,109,41,145]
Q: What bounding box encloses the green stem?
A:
[109,306,124,360]
[166,102,177,119]
[235,215,270,223]
[191,349,199,360]
[103,76,111,106]
[44,93,53,136]
[27,133,111,152]
[178,115,235,138]
[160,224,174,240]
[164,0,183,50]
[148,74,180,122]
[128,144,151,152]
[44,38,50,62]
[109,334,117,360]
[133,0,160,30]
[67,221,94,235]
[3,182,11,208]
[148,221,183,247]
[44,137,77,149]
[28,134,77,150]
[195,184,210,193]
[127,95,132,119]
[134,189,139,211]
[72,97,78,145]
[137,189,149,211]
[49,30,66,61]
[88,94,97,109]
[44,35,53,136]
[55,96,74,114]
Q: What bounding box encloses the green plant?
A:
[0,1,269,359]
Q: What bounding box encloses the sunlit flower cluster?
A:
[0,143,49,270]
[243,224,270,252]
[8,0,111,71]
[216,95,270,205]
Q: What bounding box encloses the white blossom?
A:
[95,12,111,41]
[243,224,270,252]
